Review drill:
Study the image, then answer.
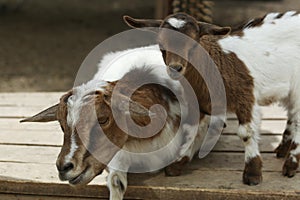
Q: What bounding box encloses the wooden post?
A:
[155,0,213,22]
[155,0,173,19]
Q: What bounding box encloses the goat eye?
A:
[99,117,109,126]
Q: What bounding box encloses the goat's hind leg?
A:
[281,74,300,177]
[282,111,300,177]
[275,120,293,158]
[237,104,263,185]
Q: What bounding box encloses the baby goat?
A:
[124,11,300,185]
[21,46,208,200]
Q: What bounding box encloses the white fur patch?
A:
[108,118,183,172]
[291,155,298,163]
[237,125,250,140]
[107,169,127,200]
[168,99,181,121]
[250,104,262,137]
[96,45,168,81]
[180,116,210,160]
[218,11,300,108]
[238,123,260,162]
[244,137,260,162]
[167,17,186,29]
[95,45,181,93]
[66,80,107,127]
[178,123,199,160]
[64,133,78,164]
[237,105,261,162]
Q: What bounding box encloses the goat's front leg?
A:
[282,112,300,177]
[237,104,262,185]
[165,115,210,176]
[107,168,127,200]
[164,122,199,176]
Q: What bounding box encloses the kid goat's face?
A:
[123,13,231,80]
[158,16,200,79]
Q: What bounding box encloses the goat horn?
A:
[20,104,58,123]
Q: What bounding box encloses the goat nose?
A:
[57,162,74,174]
[169,65,183,72]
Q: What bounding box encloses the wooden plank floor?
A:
[0,92,300,200]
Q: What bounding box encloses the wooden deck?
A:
[0,92,300,200]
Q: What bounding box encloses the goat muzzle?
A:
[169,64,183,73]
[168,64,184,80]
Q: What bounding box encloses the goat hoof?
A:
[275,143,291,158]
[282,157,298,177]
[164,166,181,176]
[164,156,189,177]
[242,156,263,186]
[243,174,262,186]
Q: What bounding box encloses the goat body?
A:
[124,11,300,185]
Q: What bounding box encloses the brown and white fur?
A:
[21,46,209,200]
[124,11,300,185]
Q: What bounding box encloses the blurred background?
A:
[0,0,299,92]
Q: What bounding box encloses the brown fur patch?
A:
[258,96,278,106]
[185,35,255,124]
[243,15,266,29]
[275,129,292,158]
[231,14,268,37]
[275,13,284,19]
[101,68,182,155]
[282,142,300,177]
[230,29,244,37]
[288,142,298,152]
[243,156,263,185]
[283,156,299,177]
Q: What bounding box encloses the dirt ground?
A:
[1,0,299,92]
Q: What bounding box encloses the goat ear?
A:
[123,15,162,31]
[113,93,153,117]
[198,22,231,37]
[20,104,58,123]
[128,99,152,117]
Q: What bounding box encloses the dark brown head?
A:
[20,81,153,186]
[123,13,231,79]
